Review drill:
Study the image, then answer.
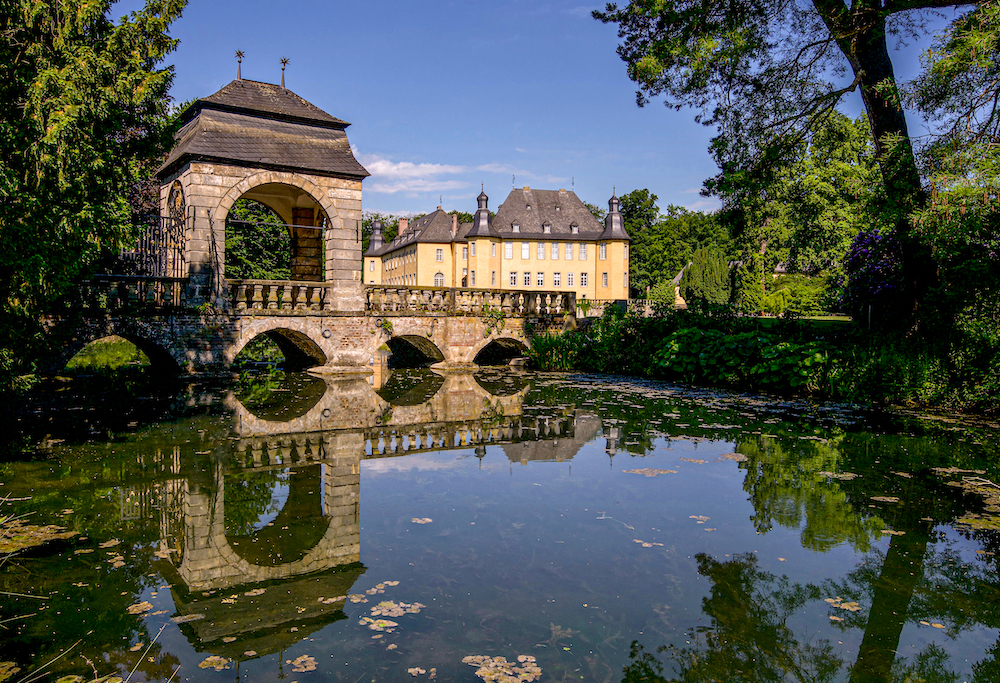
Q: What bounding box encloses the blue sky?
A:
[140,0,959,217]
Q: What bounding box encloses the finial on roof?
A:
[235,50,244,80]
[280,57,289,88]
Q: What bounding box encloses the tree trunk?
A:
[814,1,935,326]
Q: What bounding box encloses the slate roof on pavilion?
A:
[156,79,369,180]
[492,187,605,239]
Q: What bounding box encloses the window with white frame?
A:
[537,243,545,259]
[470,271,476,286]
[504,242,513,259]
[552,243,559,259]
[463,247,468,260]
[553,272,561,286]
[602,272,608,287]
[521,242,529,259]
[523,271,531,286]
[434,272,444,287]
[369,260,374,271]
[491,243,496,257]
[435,248,443,261]
[581,272,589,286]
[491,271,496,286]
[537,272,544,286]
[512,223,520,233]
[510,271,517,286]
[571,224,579,234]
[566,243,573,260]
[600,243,607,260]
[580,244,587,260]
[567,272,575,286]
[471,243,476,257]
[543,223,551,234]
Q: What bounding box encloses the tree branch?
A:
[883,0,982,13]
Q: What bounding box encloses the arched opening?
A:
[234,329,327,371]
[474,369,531,396]
[63,334,179,375]
[385,335,445,369]
[473,338,529,366]
[233,371,328,421]
[224,465,329,566]
[224,183,329,282]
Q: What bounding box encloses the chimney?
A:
[398,217,408,232]
[523,186,530,192]
[451,214,458,238]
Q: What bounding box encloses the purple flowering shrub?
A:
[838,228,905,316]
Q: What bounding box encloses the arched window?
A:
[434,272,445,287]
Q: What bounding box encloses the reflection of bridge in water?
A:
[142,369,601,659]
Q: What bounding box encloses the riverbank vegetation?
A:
[529,305,1000,413]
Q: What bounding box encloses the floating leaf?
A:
[623,468,678,477]
[198,656,231,671]
[291,655,317,672]
[171,613,205,624]
[411,518,433,524]
[222,637,236,643]
[126,602,153,615]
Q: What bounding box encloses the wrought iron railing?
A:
[100,216,186,278]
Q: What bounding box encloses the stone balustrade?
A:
[75,277,187,310]
[364,286,575,317]
[229,280,331,312]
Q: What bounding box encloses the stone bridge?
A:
[42,279,574,376]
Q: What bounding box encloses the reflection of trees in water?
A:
[224,469,286,537]
[376,368,445,405]
[624,431,1000,683]
[736,435,886,552]
[473,368,530,397]
[233,369,327,421]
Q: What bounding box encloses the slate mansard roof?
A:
[493,188,607,239]
[157,79,369,180]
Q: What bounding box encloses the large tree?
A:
[0,0,185,385]
[595,0,987,325]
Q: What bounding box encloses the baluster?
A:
[251,283,264,309]
[501,293,512,314]
[235,283,248,310]
[545,293,552,314]
[163,281,174,308]
[266,284,279,310]
[309,286,321,311]
[281,284,293,311]
[294,284,308,310]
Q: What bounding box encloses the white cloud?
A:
[368,179,470,195]
[684,198,721,212]
[679,187,702,194]
[362,453,465,474]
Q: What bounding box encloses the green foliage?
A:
[763,287,791,317]
[652,328,836,393]
[527,333,583,371]
[0,0,186,387]
[65,337,149,372]
[622,188,729,297]
[770,274,836,317]
[734,254,765,315]
[680,247,730,306]
[225,199,290,280]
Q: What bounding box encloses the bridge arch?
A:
[386,335,446,368]
[50,324,184,376]
[470,336,529,366]
[230,321,328,371]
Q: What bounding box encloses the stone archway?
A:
[386,335,446,368]
[214,173,342,284]
[469,335,529,366]
[229,322,329,369]
[44,320,185,376]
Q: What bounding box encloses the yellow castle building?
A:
[364,187,630,300]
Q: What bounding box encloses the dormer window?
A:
[543,223,551,234]
[555,206,561,212]
[512,223,520,233]
[526,204,532,211]
[571,224,579,235]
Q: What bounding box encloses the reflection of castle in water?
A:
[143,370,600,659]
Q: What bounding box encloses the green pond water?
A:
[2,368,1000,683]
